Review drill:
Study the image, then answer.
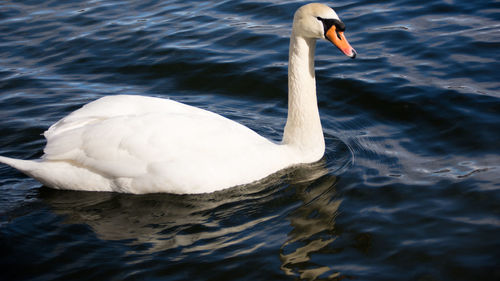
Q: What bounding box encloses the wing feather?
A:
[42,95,275,184]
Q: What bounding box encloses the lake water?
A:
[0,0,499,280]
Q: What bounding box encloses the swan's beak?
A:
[326,27,356,59]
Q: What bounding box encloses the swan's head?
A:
[293,3,356,58]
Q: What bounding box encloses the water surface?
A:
[1,0,499,280]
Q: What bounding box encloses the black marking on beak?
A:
[317,17,346,38]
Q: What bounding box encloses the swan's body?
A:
[0,3,355,194]
[1,95,300,194]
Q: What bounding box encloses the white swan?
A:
[0,3,356,194]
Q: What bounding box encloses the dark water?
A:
[1,0,499,280]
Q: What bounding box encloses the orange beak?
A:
[326,27,356,59]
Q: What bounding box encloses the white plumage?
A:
[0,3,356,194]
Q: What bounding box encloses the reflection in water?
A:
[40,181,281,255]
[39,160,342,278]
[280,174,342,280]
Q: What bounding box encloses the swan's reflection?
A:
[279,173,342,280]
[40,175,284,254]
[40,160,342,279]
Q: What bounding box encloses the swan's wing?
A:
[42,95,276,192]
[43,94,221,168]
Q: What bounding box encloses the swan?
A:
[0,3,356,194]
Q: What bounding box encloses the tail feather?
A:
[0,155,41,173]
[0,155,114,192]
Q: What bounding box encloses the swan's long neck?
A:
[282,33,325,161]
